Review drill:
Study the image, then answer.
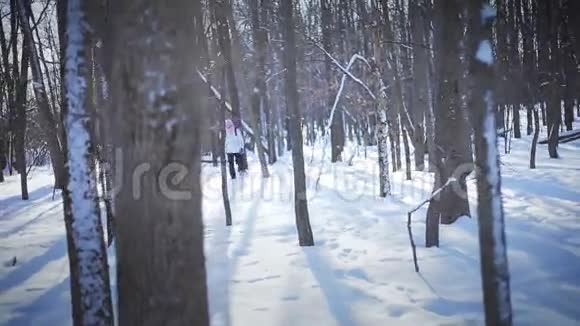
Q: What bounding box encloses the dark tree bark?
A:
[249,0,270,177]
[513,106,521,138]
[262,0,277,165]
[537,0,562,158]
[17,0,67,189]
[530,107,540,169]
[409,0,428,171]
[0,142,5,183]
[14,35,29,200]
[0,3,16,185]
[108,0,210,324]
[217,75,233,226]
[281,0,314,247]
[426,0,472,227]
[402,126,412,181]
[212,0,249,169]
[321,0,344,163]
[561,0,576,131]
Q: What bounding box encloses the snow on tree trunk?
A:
[64,0,114,324]
[467,2,513,325]
[376,102,391,197]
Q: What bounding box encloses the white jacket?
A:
[225,128,244,154]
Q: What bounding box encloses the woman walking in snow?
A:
[225,119,245,179]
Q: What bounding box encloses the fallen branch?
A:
[408,177,456,215]
[406,177,457,273]
[407,212,419,272]
[315,53,371,190]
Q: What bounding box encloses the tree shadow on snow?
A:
[205,185,263,326]
[0,185,56,220]
[0,202,62,239]
[0,237,67,293]
[303,247,384,326]
[5,277,71,326]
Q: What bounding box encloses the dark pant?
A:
[227,153,242,179]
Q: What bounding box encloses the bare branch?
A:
[304,33,376,100]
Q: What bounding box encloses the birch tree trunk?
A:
[374,66,391,197]
[108,0,210,324]
[63,0,114,324]
[466,2,513,324]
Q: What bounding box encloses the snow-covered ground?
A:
[1,123,579,325]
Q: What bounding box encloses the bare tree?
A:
[281,0,314,247]
[17,0,67,189]
[249,0,270,178]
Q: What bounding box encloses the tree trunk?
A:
[217,85,233,226]
[281,0,314,247]
[563,92,574,131]
[541,102,547,126]
[376,106,391,197]
[530,107,540,169]
[0,3,15,186]
[17,0,67,189]
[212,0,249,170]
[402,126,412,181]
[390,133,397,172]
[513,105,521,138]
[428,0,472,226]
[250,0,270,178]
[526,106,533,135]
[425,179,440,248]
[63,0,114,324]
[14,33,30,200]
[546,0,561,159]
[466,2,513,324]
[109,0,210,324]
[0,139,5,182]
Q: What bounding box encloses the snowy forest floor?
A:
[1,123,580,325]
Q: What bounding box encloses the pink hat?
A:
[225,119,234,131]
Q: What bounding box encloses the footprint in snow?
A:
[281,295,299,301]
[3,256,17,267]
[247,275,281,284]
